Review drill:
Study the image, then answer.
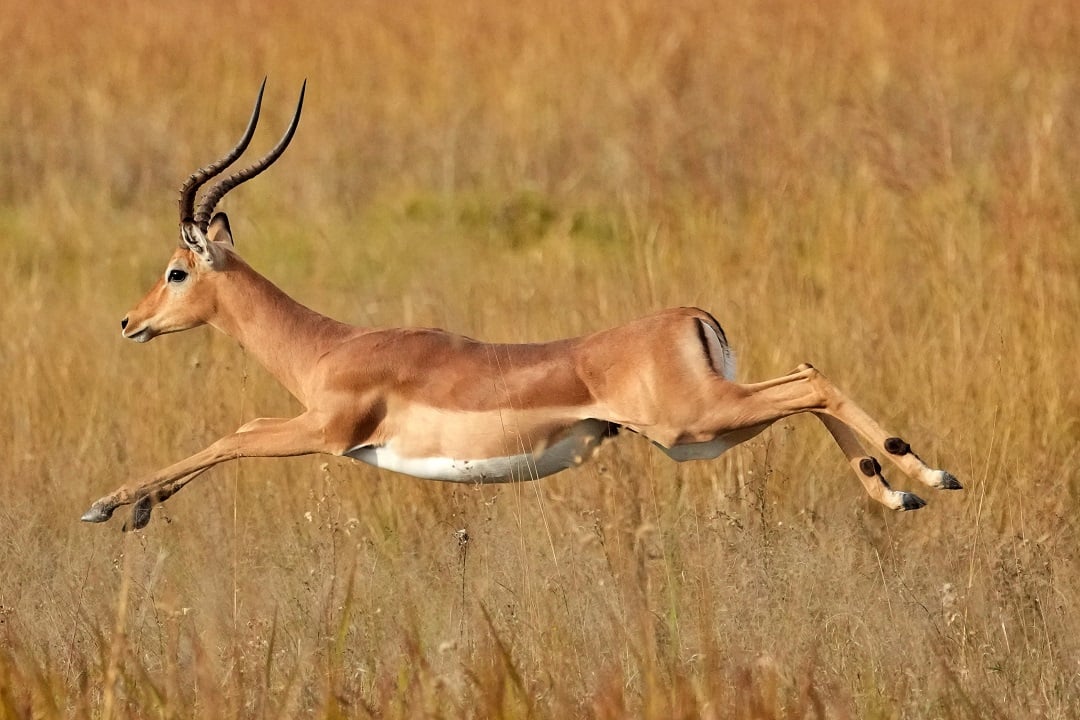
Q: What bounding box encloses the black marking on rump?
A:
[698,309,728,346]
[859,457,883,477]
[694,313,732,378]
[885,437,911,455]
[695,319,712,366]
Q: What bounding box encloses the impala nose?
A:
[121,317,129,331]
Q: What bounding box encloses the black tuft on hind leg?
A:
[884,437,911,455]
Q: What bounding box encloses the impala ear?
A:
[206,212,234,246]
[180,222,210,257]
[180,222,223,266]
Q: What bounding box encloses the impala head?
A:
[121,79,306,343]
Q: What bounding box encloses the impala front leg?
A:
[81,415,329,529]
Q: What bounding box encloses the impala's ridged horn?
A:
[193,80,306,232]
[178,78,266,227]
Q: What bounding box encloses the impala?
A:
[82,81,961,531]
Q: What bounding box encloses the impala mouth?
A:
[123,326,155,343]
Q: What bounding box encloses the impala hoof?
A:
[938,471,963,490]
[898,492,927,511]
[923,468,963,490]
[81,503,114,523]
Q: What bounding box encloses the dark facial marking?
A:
[859,457,882,477]
[885,437,911,455]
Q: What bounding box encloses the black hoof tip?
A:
[900,493,927,511]
[939,472,963,490]
[80,504,113,523]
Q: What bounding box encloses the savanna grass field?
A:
[2,1,1079,717]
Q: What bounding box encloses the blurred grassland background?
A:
[1,0,1078,717]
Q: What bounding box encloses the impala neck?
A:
[207,257,352,404]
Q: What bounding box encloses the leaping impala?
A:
[82,81,961,531]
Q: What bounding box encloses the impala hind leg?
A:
[788,364,962,493]
[82,415,330,529]
[686,364,958,509]
[813,412,925,510]
[663,407,926,511]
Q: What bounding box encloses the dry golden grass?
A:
[1,0,1078,717]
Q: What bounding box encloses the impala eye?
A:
[167,269,188,283]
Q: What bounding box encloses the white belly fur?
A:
[658,437,735,461]
[345,419,610,483]
[657,422,770,462]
